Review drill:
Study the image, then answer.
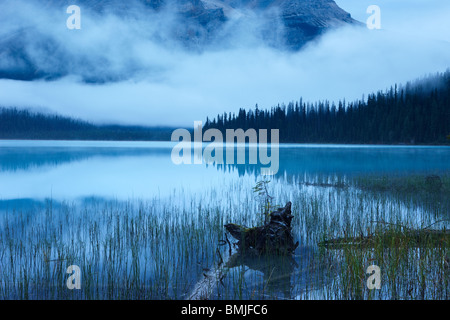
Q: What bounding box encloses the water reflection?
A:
[225,250,299,300]
[1,141,449,202]
[217,144,450,177]
[1,141,449,299]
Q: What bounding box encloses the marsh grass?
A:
[0,199,225,299]
[0,174,449,300]
[301,173,450,300]
[317,222,450,299]
[354,173,450,192]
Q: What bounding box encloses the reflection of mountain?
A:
[0,146,172,172]
[3,144,450,176]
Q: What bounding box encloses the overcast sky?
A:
[0,0,449,127]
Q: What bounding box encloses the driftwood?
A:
[188,202,298,300]
[225,202,299,255]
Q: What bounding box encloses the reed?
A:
[0,174,448,299]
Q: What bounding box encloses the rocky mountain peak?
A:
[0,0,360,81]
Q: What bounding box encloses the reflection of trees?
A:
[223,245,333,300]
[0,147,171,172]
[211,147,450,179]
[211,146,450,232]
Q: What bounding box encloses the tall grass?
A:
[0,174,449,300]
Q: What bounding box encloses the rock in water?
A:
[225,201,299,254]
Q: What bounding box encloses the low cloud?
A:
[0,0,449,127]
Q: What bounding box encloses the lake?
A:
[1,140,449,202]
[1,140,450,299]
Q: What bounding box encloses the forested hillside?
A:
[0,108,174,141]
[1,71,449,144]
[205,70,450,144]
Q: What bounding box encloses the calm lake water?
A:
[1,140,450,299]
[1,140,449,203]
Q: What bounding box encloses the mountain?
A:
[221,0,359,48]
[0,0,360,82]
[154,0,360,49]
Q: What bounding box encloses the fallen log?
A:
[225,202,299,255]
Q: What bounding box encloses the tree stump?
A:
[225,202,299,255]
